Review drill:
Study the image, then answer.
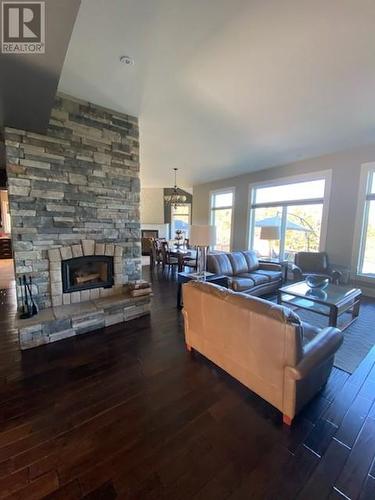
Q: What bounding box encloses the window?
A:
[171,204,191,238]
[357,168,375,276]
[210,189,234,252]
[248,174,330,262]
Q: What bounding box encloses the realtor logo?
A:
[1,1,45,53]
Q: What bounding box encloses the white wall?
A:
[193,142,375,275]
[140,188,164,224]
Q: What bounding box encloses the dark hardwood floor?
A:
[0,267,375,499]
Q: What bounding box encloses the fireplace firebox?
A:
[62,256,114,293]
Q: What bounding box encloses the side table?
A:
[177,272,228,309]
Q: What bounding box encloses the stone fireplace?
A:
[48,240,124,305]
[61,255,113,294]
[4,93,151,349]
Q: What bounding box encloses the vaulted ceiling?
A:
[0,0,80,133]
[59,0,375,187]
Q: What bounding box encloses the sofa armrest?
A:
[258,262,282,271]
[286,327,343,380]
[289,263,303,281]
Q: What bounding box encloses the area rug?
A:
[281,296,375,374]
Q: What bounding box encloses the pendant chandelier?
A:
[164,168,187,208]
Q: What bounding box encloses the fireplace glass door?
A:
[62,256,114,293]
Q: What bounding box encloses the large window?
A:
[357,168,375,276]
[171,203,191,238]
[210,189,234,252]
[249,174,330,262]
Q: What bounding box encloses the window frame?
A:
[247,170,332,260]
[352,163,375,280]
[209,187,235,252]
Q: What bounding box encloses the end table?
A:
[177,272,229,309]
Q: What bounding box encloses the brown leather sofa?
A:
[182,281,343,424]
[207,250,283,296]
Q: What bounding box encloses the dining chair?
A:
[160,241,179,272]
[150,239,162,268]
[182,253,198,271]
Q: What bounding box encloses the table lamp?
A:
[189,225,216,278]
[260,226,280,258]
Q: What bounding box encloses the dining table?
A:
[168,247,197,272]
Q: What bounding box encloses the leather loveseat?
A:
[182,281,343,424]
[207,250,283,296]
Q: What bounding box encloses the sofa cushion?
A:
[242,250,259,271]
[207,253,233,276]
[237,272,269,286]
[228,252,249,275]
[253,270,283,282]
[231,277,255,292]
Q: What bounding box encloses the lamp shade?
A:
[189,225,216,246]
[259,226,280,241]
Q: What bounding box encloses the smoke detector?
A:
[120,55,134,65]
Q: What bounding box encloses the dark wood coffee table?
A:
[277,281,361,330]
[177,272,228,309]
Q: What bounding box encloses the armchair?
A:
[292,252,342,285]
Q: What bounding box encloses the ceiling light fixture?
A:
[164,168,187,209]
[120,55,134,65]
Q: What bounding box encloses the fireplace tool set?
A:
[19,275,38,319]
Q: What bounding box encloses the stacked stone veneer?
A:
[5,93,141,310]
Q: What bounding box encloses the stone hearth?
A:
[16,291,151,350]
